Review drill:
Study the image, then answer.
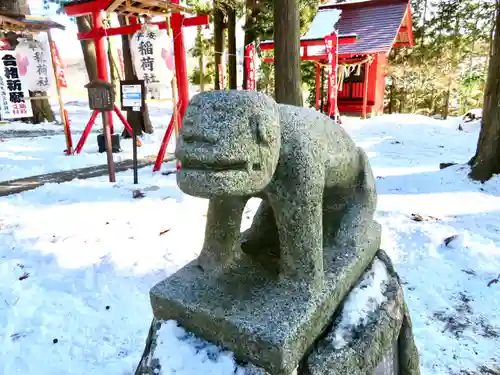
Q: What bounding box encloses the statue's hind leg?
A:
[240,199,280,268]
[334,147,377,249]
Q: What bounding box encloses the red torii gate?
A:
[63,0,209,168]
[256,33,357,119]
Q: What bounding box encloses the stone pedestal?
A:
[134,249,420,375]
[303,251,420,375]
[150,222,381,375]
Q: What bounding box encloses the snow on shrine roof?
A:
[323,0,413,55]
[259,0,413,56]
[301,7,342,41]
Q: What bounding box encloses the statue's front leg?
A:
[271,192,324,290]
[198,196,247,272]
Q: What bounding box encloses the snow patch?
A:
[154,321,265,375]
[330,259,390,349]
[154,320,239,375]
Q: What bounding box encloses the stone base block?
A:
[149,221,381,375]
[305,250,421,375]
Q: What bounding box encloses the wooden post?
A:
[171,0,189,119]
[47,30,72,154]
[362,59,371,119]
[320,66,325,113]
[315,63,321,110]
[93,11,115,133]
[101,110,116,182]
[166,14,181,171]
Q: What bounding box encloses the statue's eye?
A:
[255,122,263,144]
[250,115,266,145]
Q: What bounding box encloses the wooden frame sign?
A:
[120,79,145,112]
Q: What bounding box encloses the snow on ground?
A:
[0,113,499,375]
[0,90,204,181]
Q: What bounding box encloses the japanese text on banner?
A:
[0,51,33,119]
[50,41,67,88]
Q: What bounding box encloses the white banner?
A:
[0,51,33,119]
[15,38,53,92]
[131,24,175,87]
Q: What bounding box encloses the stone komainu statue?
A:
[175,90,377,289]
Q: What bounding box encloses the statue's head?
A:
[176,90,281,198]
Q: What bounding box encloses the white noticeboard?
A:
[0,51,33,120]
[122,84,142,111]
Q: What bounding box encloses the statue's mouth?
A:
[181,159,248,172]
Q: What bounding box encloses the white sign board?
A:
[131,24,174,86]
[0,51,33,119]
[122,84,142,110]
[15,38,53,92]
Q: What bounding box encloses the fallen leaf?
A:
[444,235,459,247]
[133,190,145,199]
[410,213,425,222]
[159,229,171,236]
[488,274,499,287]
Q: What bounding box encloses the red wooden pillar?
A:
[171,3,189,119]
[325,33,338,118]
[92,11,114,133]
[362,60,371,119]
[315,63,321,110]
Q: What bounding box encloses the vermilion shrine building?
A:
[259,0,414,118]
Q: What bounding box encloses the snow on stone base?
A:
[330,258,391,349]
[136,319,268,375]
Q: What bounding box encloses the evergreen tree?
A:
[469,0,500,181]
[388,0,494,116]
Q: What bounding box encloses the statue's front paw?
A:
[196,246,235,274]
[334,235,357,249]
[196,252,219,273]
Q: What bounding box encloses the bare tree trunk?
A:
[444,15,461,120]
[227,5,237,90]
[76,16,98,82]
[274,0,302,105]
[243,0,257,90]
[213,5,225,90]
[469,1,500,181]
[388,81,394,114]
[443,78,452,119]
[197,26,205,92]
[118,15,153,136]
[0,0,29,13]
[106,15,121,98]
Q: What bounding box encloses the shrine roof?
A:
[0,13,65,32]
[321,0,414,55]
[260,0,413,57]
[64,0,195,17]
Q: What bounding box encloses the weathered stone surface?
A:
[147,90,384,374]
[137,250,420,375]
[175,90,378,289]
[304,250,421,375]
[150,221,381,375]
